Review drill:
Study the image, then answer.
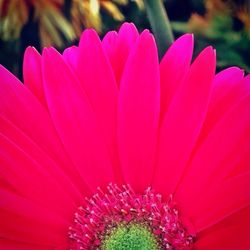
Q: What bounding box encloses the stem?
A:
[144,0,174,59]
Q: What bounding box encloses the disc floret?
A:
[69,183,194,249]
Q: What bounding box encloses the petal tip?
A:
[42,47,60,59]
[200,46,216,65]
[174,33,194,48]
[119,22,138,34]
[140,29,154,43]
[79,29,100,48]
[24,46,40,60]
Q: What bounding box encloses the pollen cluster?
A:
[102,223,158,250]
[69,184,194,249]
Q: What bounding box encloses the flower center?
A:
[102,223,158,250]
[69,184,195,249]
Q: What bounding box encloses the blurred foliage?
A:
[0,0,250,79]
[172,0,250,72]
[0,0,144,47]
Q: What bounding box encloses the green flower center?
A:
[102,224,159,250]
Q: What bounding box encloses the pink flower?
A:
[0,23,249,249]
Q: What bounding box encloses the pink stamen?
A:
[69,184,195,249]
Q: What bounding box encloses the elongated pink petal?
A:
[118,30,160,192]
[196,67,245,143]
[0,66,84,192]
[195,206,250,249]
[62,45,79,70]
[194,172,250,231]
[159,34,194,119]
[0,114,82,205]
[0,189,68,247]
[153,47,216,196]
[211,67,244,102]
[0,239,50,250]
[0,132,77,218]
[102,22,139,85]
[176,92,250,224]
[102,31,118,56]
[76,30,120,179]
[23,47,46,107]
[42,48,115,191]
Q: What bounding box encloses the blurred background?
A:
[0,0,250,80]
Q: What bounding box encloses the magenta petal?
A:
[102,31,118,56]
[102,22,139,85]
[0,66,80,190]
[195,206,250,249]
[193,171,250,232]
[159,33,194,119]
[153,47,216,196]
[197,67,245,142]
[42,48,115,191]
[0,189,68,246]
[175,92,250,224]
[118,30,160,192]
[62,45,79,71]
[0,131,79,220]
[23,47,47,107]
[0,239,50,250]
[0,114,82,207]
[76,30,120,179]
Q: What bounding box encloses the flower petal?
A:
[42,48,115,191]
[153,47,216,196]
[76,29,120,179]
[175,91,250,226]
[0,114,82,206]
[193,171,250,232]
[196,67,245,143]
[63,45,79,71]
[102,22,139,85]
[159,33,194,119]
[195,206,250,249]
[23,47,46,107]
[0,239,49,250]
[0,65,82,192]
[118,30,160,192]
[0,189,68,246]
[0,132,77,218]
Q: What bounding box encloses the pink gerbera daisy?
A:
[0,23,250,249]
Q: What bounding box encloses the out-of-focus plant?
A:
[172,0,250,72]
[71,0,127,37]
[0,0,144,77]
[0,0,143,48]
[69,0,144,37]
[144,0,173,59]
[0,0,75,47]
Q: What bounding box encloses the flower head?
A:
[0,23,250,249]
